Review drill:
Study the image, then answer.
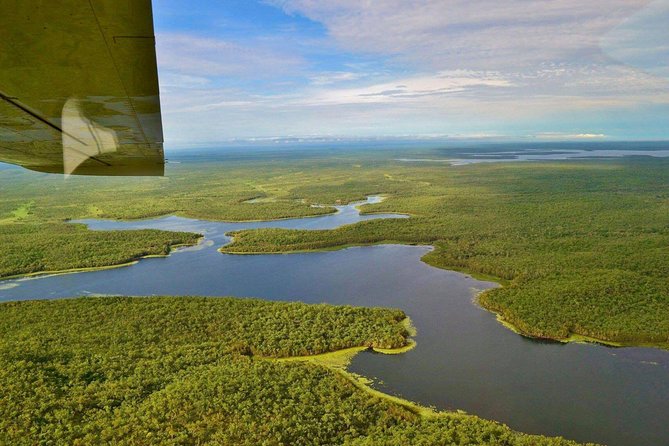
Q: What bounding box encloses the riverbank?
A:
[425,254,669,350]
[222,232,669,351]
[0,239,203,282]
[1,196,400,282]
[0,296,590,445]
[271,337,435,418]
[68,205,336,224]
[220,239,429,255]
[481,297,669,350]
[474,289,669,350]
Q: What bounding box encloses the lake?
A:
[0,197,667,446]
[397,148,669,165]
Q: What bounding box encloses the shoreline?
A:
[475,290,669,351]
[417,249,669,351]
[66,196,393,226]
[224,237,669,350]
[270,319,436,418]
[86,195,393,225]
[1,196,388,282]
[0,240,203,282]
[220,240,432,255]
[9,195,667,351]
[69,208,337,225]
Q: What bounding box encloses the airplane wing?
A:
[0,0,164,176]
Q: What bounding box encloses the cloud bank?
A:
[154,0,669,145]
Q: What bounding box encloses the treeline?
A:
[0,223,201,278]
[222,158,669,345]
[1,154,668,344]
[0,161,343,223]
[221,218,439,254]
[0,297,590,445]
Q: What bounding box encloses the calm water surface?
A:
[1,197,667,446]
[396,148,669,165]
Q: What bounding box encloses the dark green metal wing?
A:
[0,0,164,176]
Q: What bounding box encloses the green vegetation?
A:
[0,162,337,222]
[348,416,584,446]
[0,200,33,223]
[0,160,336,279]
[2,149,657,443]
[0,296,590,445]
[218,156,669,346]
[1,150,667,345]
[0,224,200,278]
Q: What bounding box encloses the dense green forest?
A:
[219,156,669,346]
[1,148,661,443]
[0,296,590,445]
[0,159,335,278]
[0,223,200,278]
[0,161,337,223]
[1,150,667,344]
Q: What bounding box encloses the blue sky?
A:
[153,0,669,147]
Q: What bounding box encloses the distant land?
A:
[1,142,667,445]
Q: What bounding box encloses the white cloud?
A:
[156,33,305,77]
[159,72,211,89]
[298,70,514,105]
[600,0,669,78]
[270,0,649,69]
[155,1,669,143]
[309,71,364,85]
[534,132,606,139]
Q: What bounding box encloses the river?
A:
[0,197,667,446]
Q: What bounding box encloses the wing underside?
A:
[0,0,164,176]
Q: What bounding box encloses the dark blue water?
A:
[0,197,667,446]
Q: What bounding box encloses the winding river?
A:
[1,197,667,446]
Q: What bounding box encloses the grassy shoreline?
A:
[272,339,435,418]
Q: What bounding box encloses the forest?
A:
[0,296,591,445]
[0,223,200,278]
[1,147,662,443]
[219,156,669,346]
[1,150,667,345]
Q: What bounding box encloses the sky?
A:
[152,0,669,147]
